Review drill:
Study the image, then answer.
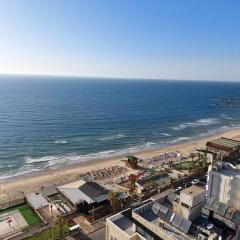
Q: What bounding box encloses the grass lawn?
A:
[25,224,69,240]
[173,161,195,170]
[0,203,41,227]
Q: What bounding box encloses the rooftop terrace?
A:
[206,137,240,152]
[180,185,205,197]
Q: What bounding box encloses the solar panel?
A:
[159,204,169,218]
[160,204,169,214]
[165,210,173,222]
[211,200,221,213]
[167,192,178,203]
[204,197,215,210]
[152,202,161,215]
[232,210,240,224]
[172,214,183,228]
[202,207,210,216]
[217,203,229,216]
[179,219,192,234]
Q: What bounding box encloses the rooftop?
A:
[202,197,240,227]
[180,185,205,197]
[41,186,58,197]
[126,155,138,161]
[57,179,86,189]
[206,137,240,152]
[211,161,240,177]
[132,188,236,239]
[138,173,169,186]
[133,199,194,239]
[108,209,135,236]
[57,180,109,205]
[26,192,49,209]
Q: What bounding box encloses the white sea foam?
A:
[168,136,191,144]
[220,114,233,120]
[3,123,240,180]
[171,118,219,130]
[54,140,68,144]
[160,133,171,137]
[20,142,158,172]
[24,155,66,164]
[0,166,40,180]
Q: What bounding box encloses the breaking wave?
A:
[54,140,68,144]
[160,133,171,137]
[171,118,220,130]
[168,136,191,144]
[220,114,233,120]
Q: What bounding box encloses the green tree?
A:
[108,191,121,212]
[128,174,137,197]
[54,215,67,239]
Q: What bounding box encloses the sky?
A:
[0,0,240,81]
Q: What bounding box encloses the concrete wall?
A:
[0,198,25,210]
[207,170,240,210]
[228,176,240,210]
[180,191,205,208]
[207,171,231,204]
[106,219,132,240]
[181,203,203,221]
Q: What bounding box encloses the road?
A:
[88,227,105,240]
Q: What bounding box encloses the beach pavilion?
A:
[206,137,240,161]
[26,192,51,222]
[57,180,109,213]
[125,155,138,169]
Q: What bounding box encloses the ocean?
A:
[0,75,240,180]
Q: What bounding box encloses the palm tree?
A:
[128,174,137,198]
[55,215,67,239]
[189,153,195,173]
[108,191,121,213]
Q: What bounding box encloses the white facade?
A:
[175,185,205,221]
[207,167,240,210]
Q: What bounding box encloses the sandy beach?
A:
[1,127,240,204]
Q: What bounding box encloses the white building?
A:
[207,162,240,210]
[174,185,205,221]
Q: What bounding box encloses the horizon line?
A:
[0,72,239,83]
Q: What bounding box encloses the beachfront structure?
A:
[106,187,240,240]
[126,155,138,169]
[57,180,109,212]
[206,137,240,161]
[26,192,51,222]
[207,161,240,210]
[135,173,170,197]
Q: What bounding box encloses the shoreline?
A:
[1,127,240,202]
[0,125,237,183]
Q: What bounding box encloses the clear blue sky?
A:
[0,0,240,80]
